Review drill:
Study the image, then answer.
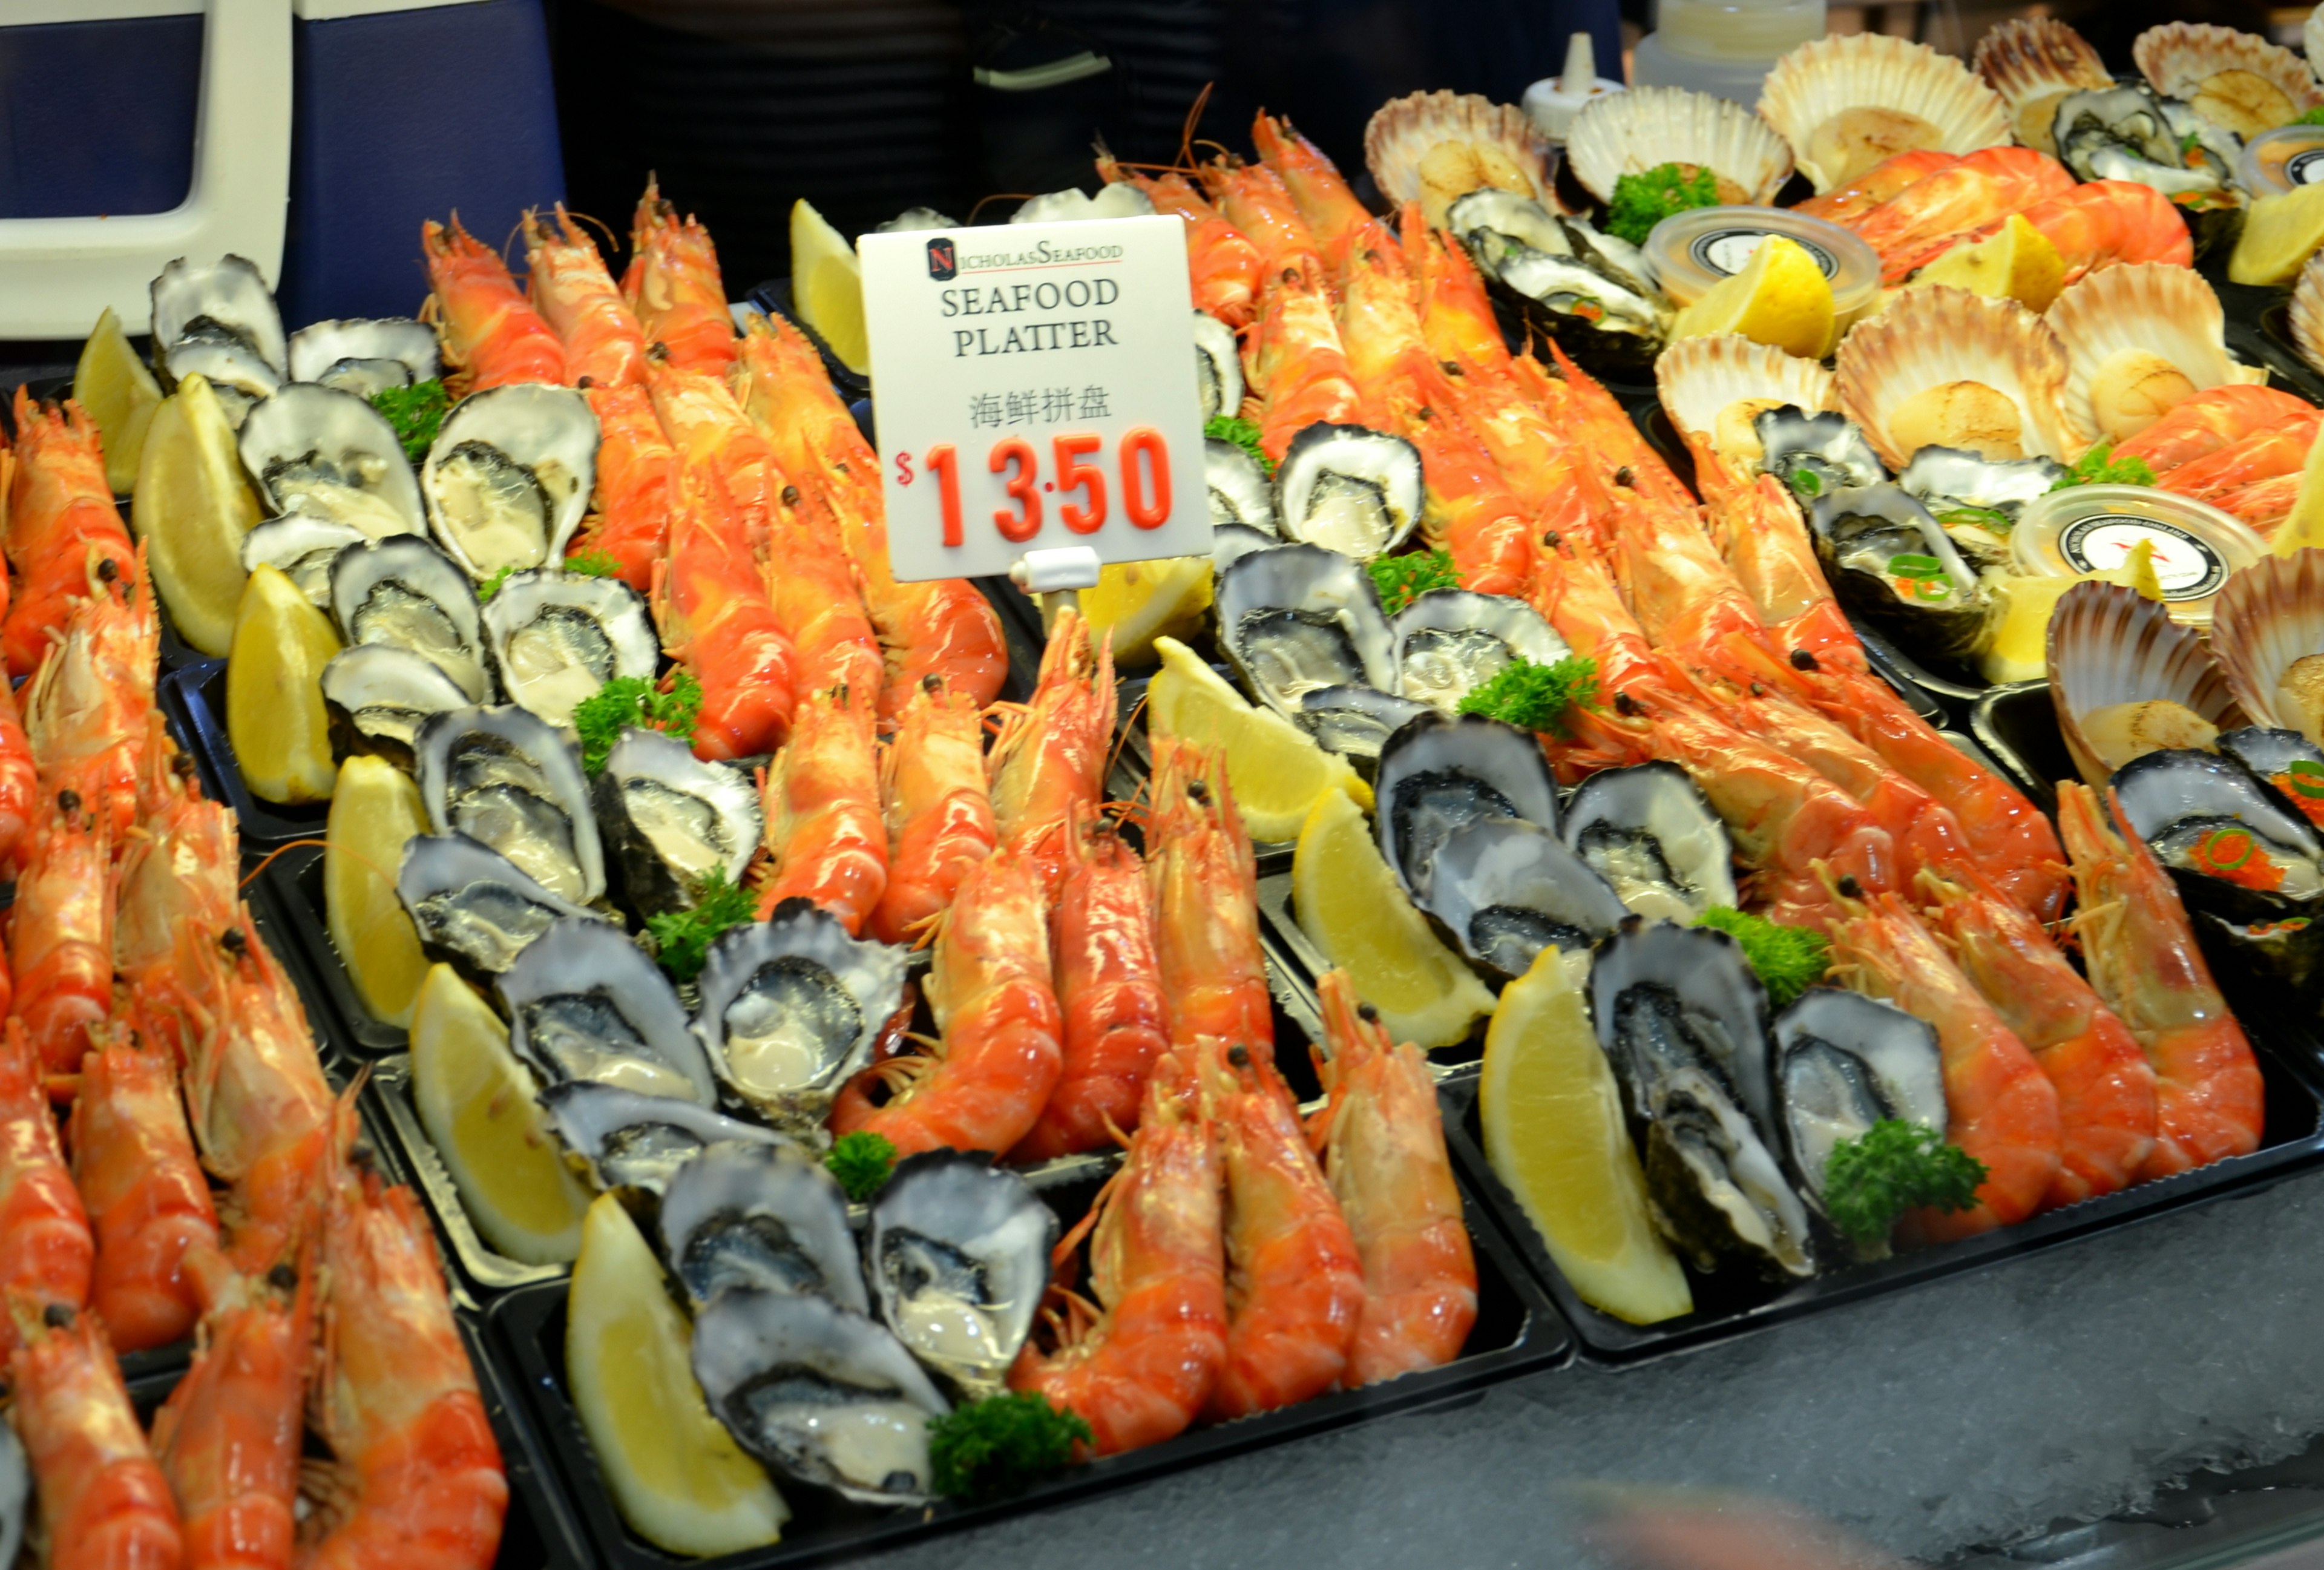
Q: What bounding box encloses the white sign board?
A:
[859,215,1210,582]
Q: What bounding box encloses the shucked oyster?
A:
[539,1082,787,1194]
[288,317,441,395]
[499,915,717,1105]
[1448,189,1669,379]
[1808,482,1986,667]
[1214,544,1397,722]
[593,728,764,921]
[659,1139,865,1312]
[320,643,470,769]
[481,569,657,728]
[241,514,367,608]
[396,833,606,983]
[150,254,286,424]
[1373,711,1560,902]
[1193,311,1244,423]
[1272,423,1424,560]
[1389,588,1568,714]
[415,705,605,905]
[1422,816,1627,981]
[237,383,426,540]
[330,535,493,703]
[866,1151,1055,1399]
[1560,762,1738,924]
[421,383,597,580]
[1773,987,1945,1215]
[1206,439,1277,536]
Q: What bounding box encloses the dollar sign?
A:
[896,451,916,487]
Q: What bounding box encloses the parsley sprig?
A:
[571,671,704,775]
[1367,548,1462,616]
[825,1131,899,1203]
[1455,654,1601,738]
[1204,415,1273,478]
[1606,164,1720,246]
[1823,1119,1988,1243]
[2051,442,2158,491]
[370,379,449,464]
[928,1393,1093,1500]
[643,865,755,982]
[1695,906,1830,1008]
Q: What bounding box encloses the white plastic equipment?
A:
[0,0,292,338]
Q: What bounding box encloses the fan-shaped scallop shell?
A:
[2135,22,2323,140]
[1834,285,2078,471]
[2291,251,2324,379]
[2045,263,2266,450]
[1972,17,2113,156]
[1564,85,1793,207]
[2212,550,2324,744]
[1364,90,1558,228]
[1655,334,1836,461]
[1758,33,2010,193]
[2047,578,2244,790]
[2310,5,2324,84]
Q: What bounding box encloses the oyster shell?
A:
[1373,711,1560,901]
[238,382,427,540]
[421,382,597,580]
[1297,684,1433,774]
[415,705,605,905]
[1566,85,1794,207]
[165,341,279,427]
[2046,579,2244,790]
[1560,761,1738,923]
[1974,16,2113,156]
[1273,424,1423,560]
[693,902,908,1133]
[396,833,607,982]
[865,1150,1056,1398]
[1806,483,1986,664]
[1212,522,1278,574]
[691,1288,949,1506]
[1448,192,1669,379]
[1895,445,2068,571]
[1752,406,1886,493]
[2052,85,2233,199]
[1010,184,1154,223]
[240,514,366,608]
[287,317,441,395]
[330,535,493,703]
[1758,33,2009,192]
[1363,90,1556,229]
[537,1082,786,1194]
[1206,438,1277,536]
[2115,746,2324,910]
[658,1140,866,1312]
[320,643,471,769]
[480,570,657,728]
[2046,264,2264,446]
[1655,336,1836,464]
[592,728,763,919]
[2212,548,2324,747]
[1213,544,1397,722]
[1389,588,1568,713]
[499,915,716,1105]
[2217,726,2324,829]
[2136,21,2322,141]
[1193,311,1243,424]
[1834,286,2078,468]
[1422,816,1627,981]
[149,254,287,415]
[1773,987,1945,1210]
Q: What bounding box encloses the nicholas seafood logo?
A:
[926,237,957,281]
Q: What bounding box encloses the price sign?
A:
[859,215,1210,582]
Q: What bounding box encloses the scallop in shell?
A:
[499,915,717,1105]
[592,727,764,920]
[1213,544,1397,722]
[1560,761,1738,924]
[1363,90,1557,229]
[1973,16,2113,157]
[421,382,597,580]
[2211,548,2324,747]
[1373,711,1560,901]
[1655,336,1836,464]
[2290,251,2324,386]
[2046,578,2244,790]
[1834,286,2078,468]
[237,382,426,540]
[1566,85,1793,208]
[481,570,658,728]
[2046,264,2265,447]
[320,643,470,769]
[1389,588,1568,713]
[330,535,492,703]
[287,317,441,395]
[1758,33,2009,193]
[538,1082,787,1194]
[1193,311,1243,424]
[692,902,909,1134]
[395,833,607,983]
[1422,816,1628,981]
[240,514,366,608]
[2135,22,2322,142]
[416,704,606,905]
[865,1151,1056,1399]
[658,1139,865,1312]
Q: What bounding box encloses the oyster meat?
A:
[241,514,366,608]
[421,383,597,580]
[1273,423,1424,560]
[150,254,286,424]
[1193,311,1244,423]
[1560,762,1739,923]
[1206,438,1278,537]
[659,1140,867,1312]
[416,705,605,905]
[1298,683,1433,773]
[499,915,717,1105]
[1422,816,1627,980]
[1753,406,1885,494]
[1390,588,1568,713]
[866,1150,1057,1398]
[330,535,493,703]
[396,833,606,981]
[1773,987,1946,1210]
[320,643,471,769]
[481,570,658,728]
[694,902,909,1133]
[1213,544,1397,721]
[2052,84,2231,197]
[1448,191,1669,378]
[1373,711,1561,901]
[1808,482,1987,666]
[287,317,441,395]
[1896,445,2066,571]
[538,1082,787,1194]
[593,728,764,919]
[237,382,427,540]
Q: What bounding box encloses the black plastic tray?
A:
[254,842,409,1055]
[161,658,329,849]
[1970,679,2073,812]
[484,1115,1566,1570]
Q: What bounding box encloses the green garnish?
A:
[644,865,755,982]
[825,1131,900,1203]
[562,548,621,579]
[2051,442,2158,491]
[570,671,704,775]
[1823,1118,1988,1244]
[1693,906,1830,1008]
[1204,415,1273,478]
[1789,467,1823,499]
[1455,654,1601,739]
[2297,107,2324,126]
[1937,504,2013,537]
[1605,163,1720,247]
[370,379,449,464]
[1367,548,1462,616]
[928,1393,1092,1500]
[476,565,514,603]
[2179,129,2205,159]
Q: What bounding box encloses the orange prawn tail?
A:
[756,683,888,933]
[0,1016,92,1355]
[10,1304,185,1570]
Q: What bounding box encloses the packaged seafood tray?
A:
[2207,267,2324,409]
[482,1125,1564,1570]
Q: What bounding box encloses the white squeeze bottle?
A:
[1630,0,1827,106]
[1524,34,1624,142]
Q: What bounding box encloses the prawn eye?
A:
[1228,1044,1251,1068]
[1187,778,1209,804]
[1357,1002,1381,1023]
[1837,874,1862,898]
[1791,648,1819,671]
[576,375,596,390]
[1614,467,1634,488]
[921,674,944,694]
[54,789,79,815]
[781,485,801,507]
[42,1302,73,1330]
[218,927,248,957]
[96,557,119,583]
[268,1263,298,1292]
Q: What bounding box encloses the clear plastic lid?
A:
[2009,484,2267,626]
[2239,125,2324,197]
[1640,206,1880,313]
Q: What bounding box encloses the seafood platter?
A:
[24,8,2324,1560]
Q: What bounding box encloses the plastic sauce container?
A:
[2239,125,2324,197]
[1642,206,1880,317]
[2010,485,2266,626]
[1630,0,1827,107]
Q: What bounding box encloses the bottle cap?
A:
[2011,485,2265,626]
[1641,205,1880,314]
[2240,125,2324,197]
[1523,33,1624,141]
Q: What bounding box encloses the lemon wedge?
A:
[73,307,162,496]
[1480,945,1693,1325]
[1067,556,1213,667]
[326,755,431,1026]
[132,372,263,655]
[226,563,341,804]
[790,199,869,375]
[2231,180,2324,287]
[1670,235,1835,360]
[1904,214,2064,314]
[2273,415,2324,556]
[569,1192,788,1555]
[409,963,593,1264]
[1977,540,2165,684]
[1147,635,1371,841]
[1291,785,1495,1048]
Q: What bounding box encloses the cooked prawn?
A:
[654,464,798,758]
[870,677,996,947]
[23,545,160,841]
[1201,160,1328,291]
[0,670,41,870]
[69,1024,220,1352]
[573,383,676,594]
[4,390,134,683]
[1252,111,1374,273]
[1797,148,1962,224]
[0,1018,91,1355]
[1243,268,1365,460]
[1144,741,1273,1054]
[623,177,736,375]
[1400,203,1509,374]
[1975,179,2193,286]
[11,787,114,1079]
[524,204,649,389]
[755,683,889,933]
[1393,360,1537,599]
[1100,156,1263,326]
[988,608,1116,895]
[646,353,783,554]
[8,1304,184,1569]
[421,215,566,390]
[1854,146,2077,282]
[2113,384,2313,474]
